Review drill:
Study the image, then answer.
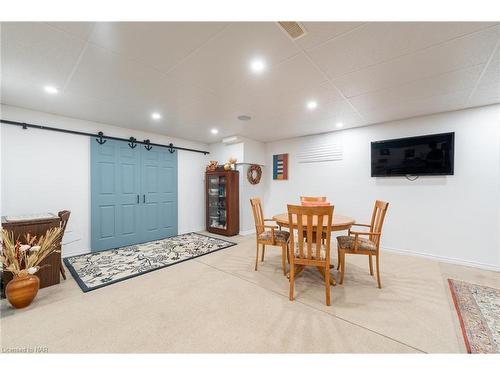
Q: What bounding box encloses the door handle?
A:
[137,194,140,204]
[143,194,146,204]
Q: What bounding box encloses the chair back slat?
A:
[287,204,334,261]
[369,200,389,244]
[306,214,313,258]
[316,214,323,259]
[296,213,304,258]
[250,198,265,235]
[58,210,71,235]
[300,196,327,203]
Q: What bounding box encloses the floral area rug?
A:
[64,233,236,292]
[448,279,500,353]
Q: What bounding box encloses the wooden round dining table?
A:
[272,213,355,232]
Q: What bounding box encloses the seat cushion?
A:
[336,235,377,252]
[293,242,328,260]
[258,230,290,244]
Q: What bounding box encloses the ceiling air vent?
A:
[278,22,307,40]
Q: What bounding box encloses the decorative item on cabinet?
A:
[206,161,218,172]
[206,170,239,236]
[229,157,238,170]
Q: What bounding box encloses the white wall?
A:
[1,105,208,256]
[264,105,500,270]
[3,104,500,270]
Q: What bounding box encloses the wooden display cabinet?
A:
[205,170,239,236]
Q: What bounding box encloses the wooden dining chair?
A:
[300,196,327,203]
[287,204,334,306]
[336,200,389,288]
[58,210,71,280]
[300,197,330,243]
[250,198,290,275]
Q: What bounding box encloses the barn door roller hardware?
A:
[0,119,209,155]
[144,139,153,151]
[128,137,137,149]
[96,131,107,145]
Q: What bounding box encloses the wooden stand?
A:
[206,170,239,236]
[1,216,62,298]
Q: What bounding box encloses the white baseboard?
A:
[239,229,256,236]
[382,246,500,272]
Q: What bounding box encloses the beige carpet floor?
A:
[1,232,498,353]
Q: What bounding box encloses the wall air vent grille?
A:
[297,137,343,163]
[278,22,307,40]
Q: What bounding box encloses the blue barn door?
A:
[140,147,178,242]
[91,139,178,251]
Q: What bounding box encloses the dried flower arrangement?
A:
[1,227,63,277]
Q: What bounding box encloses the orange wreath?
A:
[247,165,262,185]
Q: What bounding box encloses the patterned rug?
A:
[448,279,500,353]
[64,233,236,292]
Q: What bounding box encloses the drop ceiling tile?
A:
[333,25,500,98]
[475,46,500,86]
[89,22,228,73]
[468,82,500,107]
[1,77,211,143]
[64,43,214,109]
[276,96,361,126]
[308,22,498,80]
[167,22,301,93]
[215,54,343,117]
[1,22,86,87]
[349,64,485,112]
[224,53,327,97]
[46,22,96,40]
[361,91,469,124]
[294,22,366,50]
[1,74,59,111]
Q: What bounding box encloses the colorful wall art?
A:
[273,153,288,180]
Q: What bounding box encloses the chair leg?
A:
[286,244,290,263]
[369,254,374,276]
[339,251,346,285]
[337,248,340,270]
[289,261,295,301]
[261,244,266,262]
[60,264,67,280]
[325,264,331,306]
[281,245,287,276]
[254,242,260,271]
[376,254,382,288]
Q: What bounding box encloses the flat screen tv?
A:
[371,132,454,177]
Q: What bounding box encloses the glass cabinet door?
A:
[207,175,227,230]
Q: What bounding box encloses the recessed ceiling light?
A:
[151,112,162,120]
[237,115,252,121]
[211,128,219,135]
[249,58,266,74]
[306,100,318,110]
[336,122,344,128]
[44,85,59,95]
